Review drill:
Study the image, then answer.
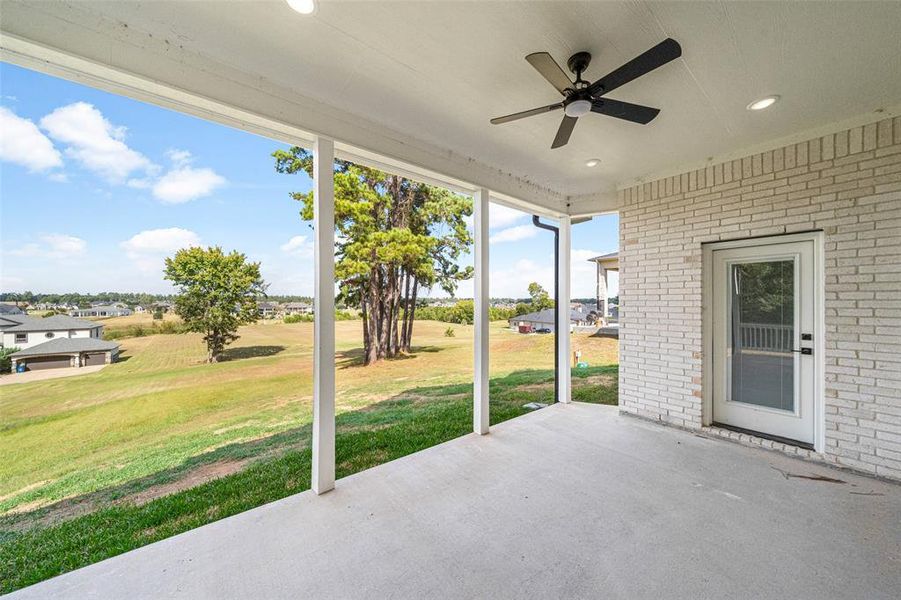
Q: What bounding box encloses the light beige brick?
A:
[619,117,901,481]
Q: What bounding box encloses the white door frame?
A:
[702,231,825,453]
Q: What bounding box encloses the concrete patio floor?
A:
[12,403,900,599]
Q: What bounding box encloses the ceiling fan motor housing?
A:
[566,51,592,79]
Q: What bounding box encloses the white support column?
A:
[312,136,336,495]
[473,188,490,434]
[600,269,609,326]
[557,215,572,404]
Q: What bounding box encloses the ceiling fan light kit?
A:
[564,99,592,118]
[491,38,682,149]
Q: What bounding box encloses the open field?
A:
[0,319,617,591]
[0,320,616,516]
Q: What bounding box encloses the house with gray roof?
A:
[507,308,597,334]
[0,303,25,316]
[0,314,119,372]
[283,302,313,315]
[69,305,133,318]
[258,301,280,318]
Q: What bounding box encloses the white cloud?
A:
[0,107,63,172]
[152,166,226,204]
[120,227,201,271]
[9,233,87,259]
[490,204,527,229]
[40,102,154,182]
[126,177,153,189]
[0,274,24,289]
[490,258,554,299]
[165,148,193,167]
[280,235,314,258]
[489,224,537,244]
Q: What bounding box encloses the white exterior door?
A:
[711,237,817,445]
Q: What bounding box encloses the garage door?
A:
[22,356,71,370]
[83,353,108,366]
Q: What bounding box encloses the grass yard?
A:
[0,320,617,592]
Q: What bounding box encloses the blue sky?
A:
[0,62,618,299]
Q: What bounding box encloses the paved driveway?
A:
[0,364,106,386]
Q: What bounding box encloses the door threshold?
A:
[711,422,814,451]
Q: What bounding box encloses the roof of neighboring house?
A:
[284,302,312,308]
[0,304,25,315]
[75,305,130,311]
[587,251,619,262]
[508,308,594,324]
[0,314,102,332]
[258,302,279,309]
[11,337,119,357]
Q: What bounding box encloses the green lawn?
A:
[0,320,618,592]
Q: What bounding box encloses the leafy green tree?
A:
[513,302,532,316]
[0,347,20,373]
[273,147,472,365]
[527,282,554,311]
[164,246,267,363]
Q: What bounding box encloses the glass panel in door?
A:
[729,260,795,411]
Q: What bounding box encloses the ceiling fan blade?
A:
[490,102,563,125]
[551,115,578,149]
[591,98,660,124]
[587,38,682,97]
[525,52,573,94]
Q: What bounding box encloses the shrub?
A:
[0,347,20,373]
[284,313,313,324]
[285,310,353,324]
[444,327,455,338]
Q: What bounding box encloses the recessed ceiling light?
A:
[747,95,780,111]
[286,0,316,15]
[585,159,600,168]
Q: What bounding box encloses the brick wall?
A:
[618,115,901,480]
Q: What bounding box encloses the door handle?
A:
[791,348,813,355]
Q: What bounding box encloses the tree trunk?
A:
[400,270,411,352]
[361,298,370,363]
[402,279,418,353]
[364,271,381,365]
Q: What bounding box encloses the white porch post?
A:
[473,188,490,434]
[312,136,336,494]
[557,215,572,404]
[600,268,609,325]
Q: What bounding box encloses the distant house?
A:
[587,251,619,322]
[152,301,175,313]
[507,308,596,334]
[134,305,147,313]
[91,301,127,309]
[0,304,25,316]
[258,301,280,318]
[69,305,133,318]
[283,302,313,315]
[0,314,119,372]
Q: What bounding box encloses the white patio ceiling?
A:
[3,1,901,214]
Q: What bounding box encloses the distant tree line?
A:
[413,283,558,325]
[413,300,517,325]
[0,292,316,308]
[0,292,172,308]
